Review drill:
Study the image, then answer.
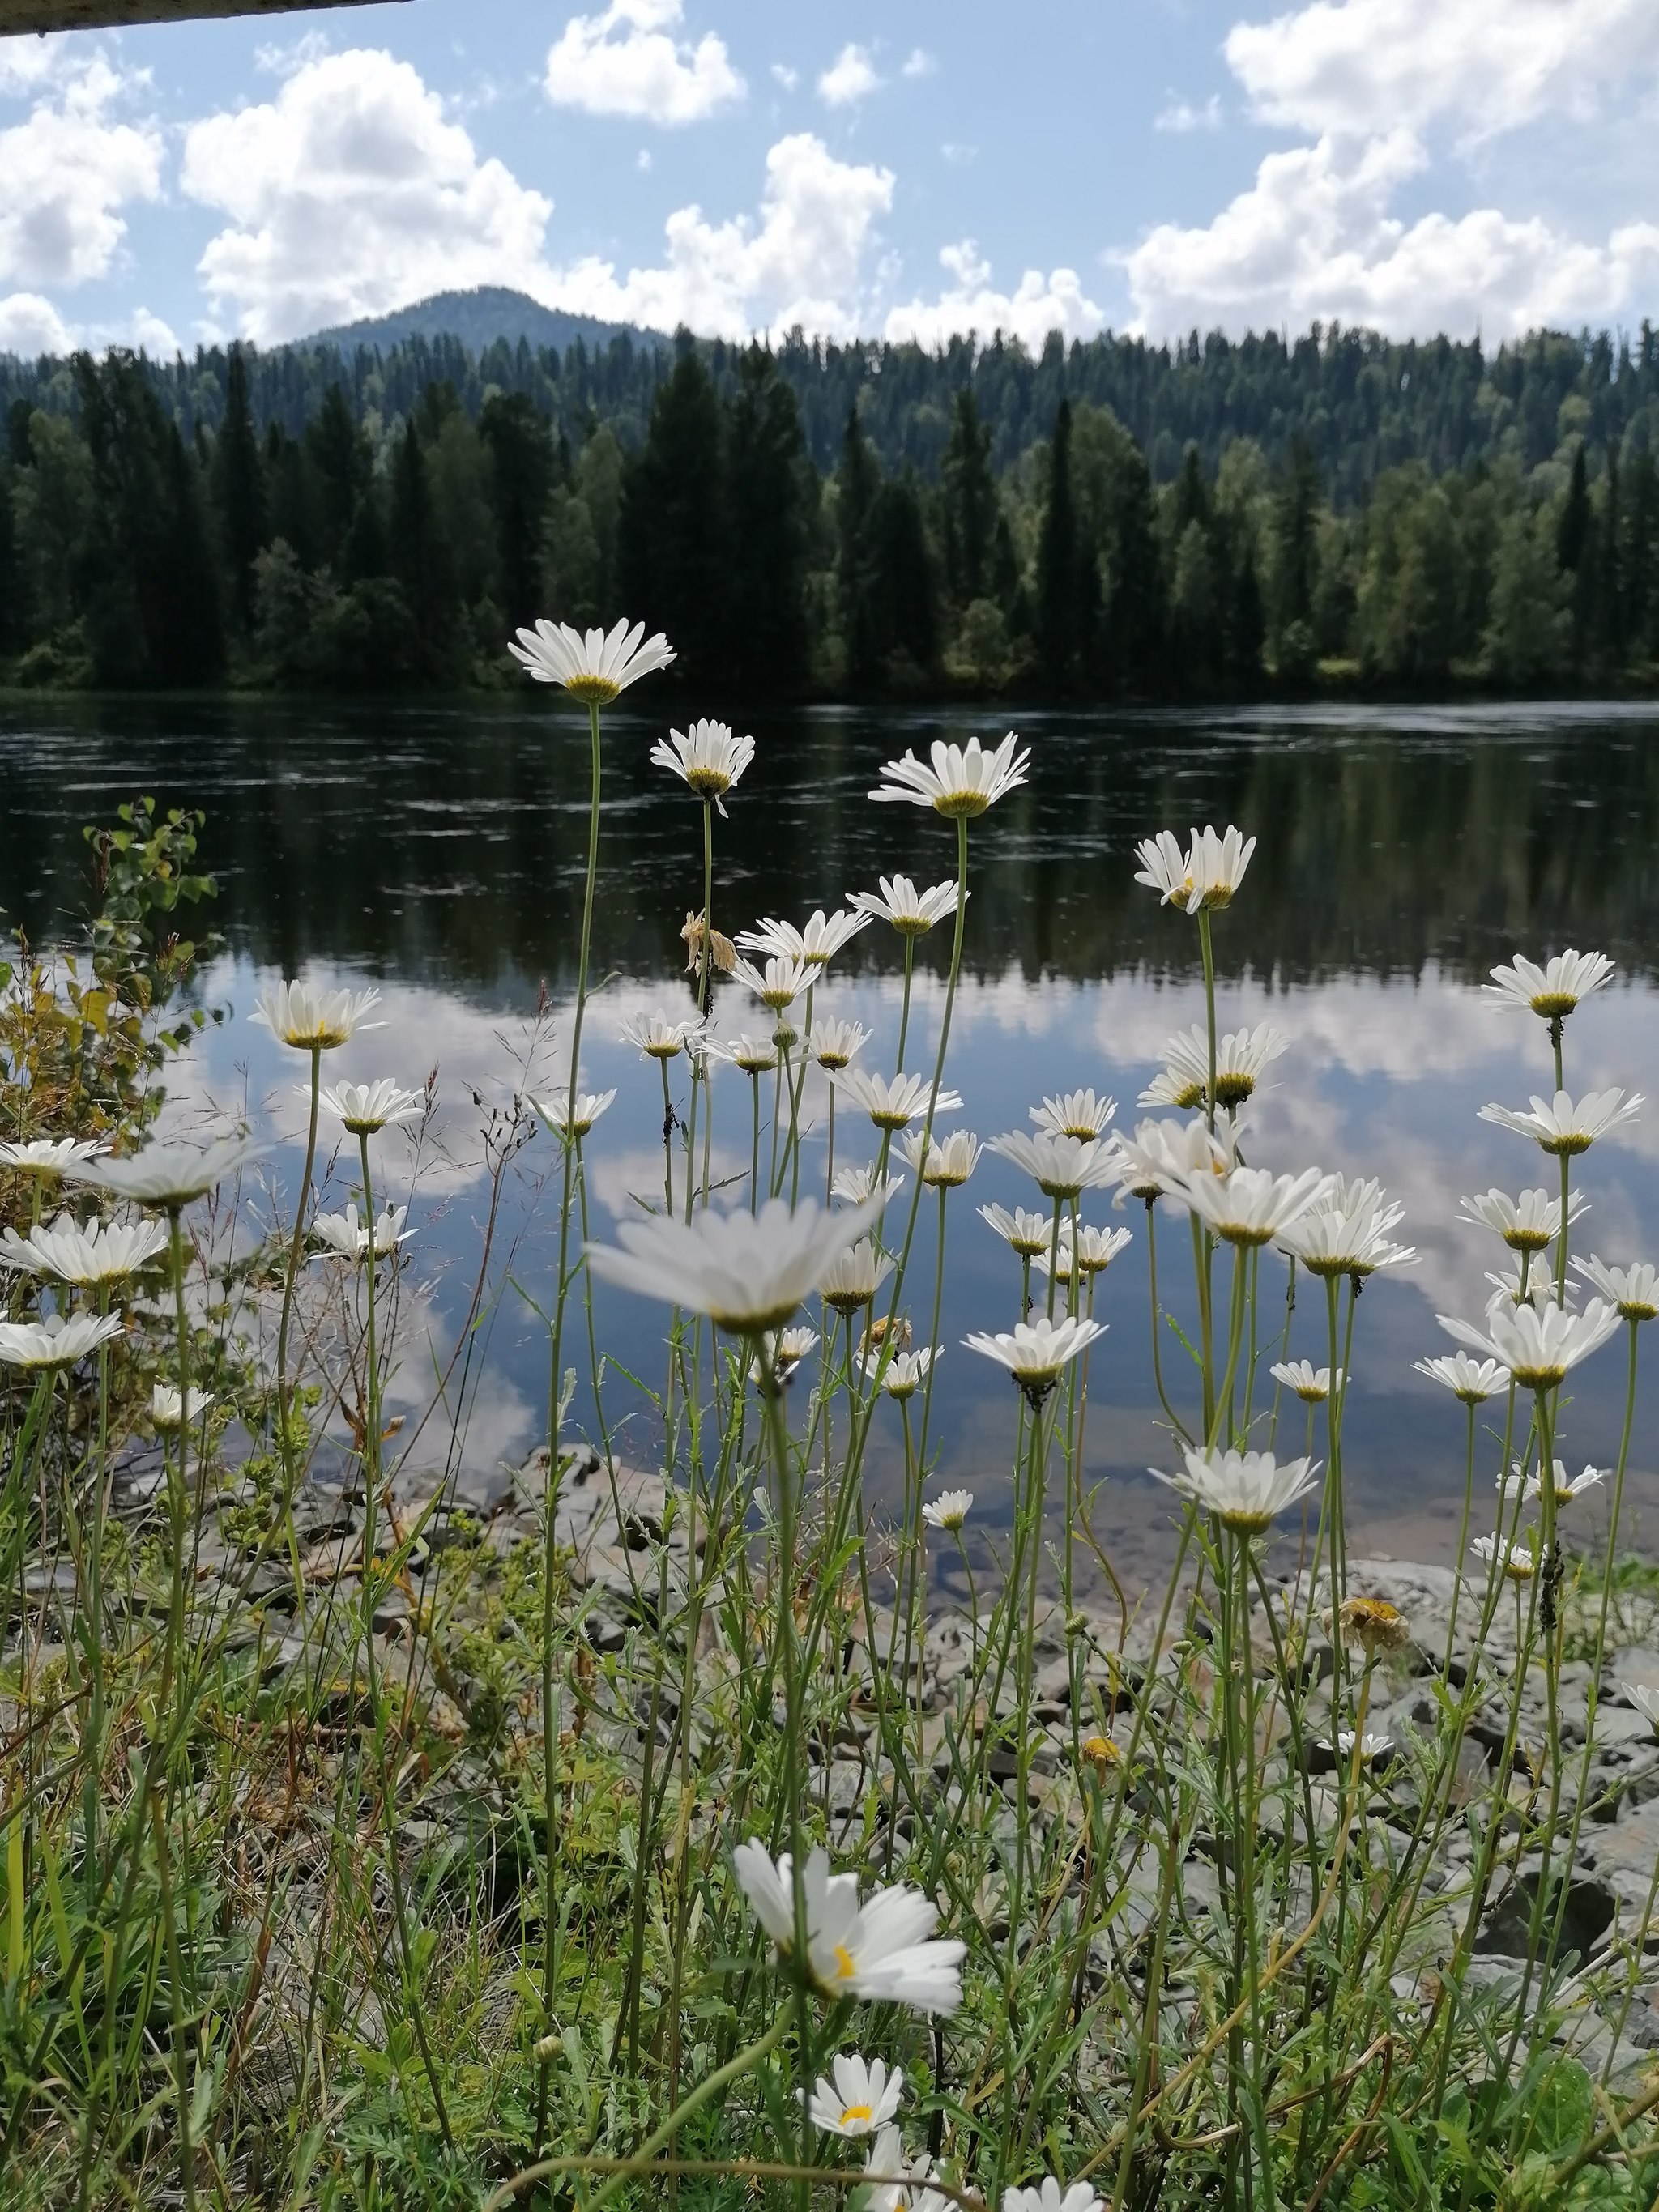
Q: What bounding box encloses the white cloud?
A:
[885,239,1104,350]
[544,0,744,125]
[1156,92,1222,133]
[181,48,554,344]
[539,130,894,337]
[817,42,881,108]
[130,305,180,356]
[637,146,652,169]
[254,28,331,76]
[1226,0,1659,145]
[1121,126,1659,339]
[902,49,936,79]
[0,34,66,96]
[0,54,161,292]
[0,291,73,356]
[770,62,799,92]
[941,141,977,165]
[1122,0,1659,339]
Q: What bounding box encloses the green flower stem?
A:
[358,1127,452,2147]
[275,1042,322,1452]
[539,691,604,2142]
[698,796,714,1018]
[894,935,915,1072]
[911,1183,949,1490]
[659,1057,675,1217]
[1145,1199,1190,1445]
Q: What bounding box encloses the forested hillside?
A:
[2,318,1657,698]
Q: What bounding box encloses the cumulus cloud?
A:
[181,48,554,344]
[1122,126,1659,339]
[1156,92,1222,133]
[902,49,936,79]
[544,0,744,125]
[817,42,881,107]
[543,130,894,337]
[0,291,73,356]
[0,54,162,293]
[885,239,1103,350]
[1124,0,1659,339]
[1226,0,1659,144]
[770,62,798,92]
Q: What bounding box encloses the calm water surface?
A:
[5,693,1659,1586]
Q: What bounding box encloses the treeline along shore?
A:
[3,314,1659,700]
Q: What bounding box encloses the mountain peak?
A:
[300,287,671,360]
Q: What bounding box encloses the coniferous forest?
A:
[4,315,1659,697]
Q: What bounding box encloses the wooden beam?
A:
[0,0,400,32]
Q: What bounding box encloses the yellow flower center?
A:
[933,788,991,819]
[562,674,621,704]
[841,2103,873,2125]
[833,1943,857,1981]
[1543,1132,1592,1157]
[1529,991,1577,1016]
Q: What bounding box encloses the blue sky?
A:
[2,0,1657,360]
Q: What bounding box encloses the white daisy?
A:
[819,1238,895,1315]
[902,1127,982,1187]
[1003,2178,1105,2212]
[868,731,1030,818]
[1438,1294,1619,1388]
[621,1012,699,1061]
[1515,1458,1606,1508]
[1572,1255,1659,1322]
[249,979,383,1051]
[1486,1253,1575,1307]
[531,1089,617,1138]
[1471,1532,1537,1583]
[738,908,871,968]
[864,2125,949,2212]
[1478,1089,1643,1157]
[1483,949,1614,1021]
[1459,1187,1584,1253]
[833,1163,906,1206]
[1031,1223,1133,1281]
[1149,1445,1320,1533]
[731,954,809,1013]
[809,1017,872,1071]
[0,1215,168,1285]
[871,1347,937,1400]
[965,1314,1106,1392]
[730,1841,965,2014]
[1620,1682,1659,1735]
[508,615,674,701]
[1413,1352,1512,1403]
[751,1326,820,1390]
[312,1203,411,1260]
[1140,1022,1286,1111]
[1030,1089,1116,1140]
[0,1310,126,1367]
[1185,1166,1333,1250]
[847,875,963,936]
[1270,1359,1341,1403]
[586,1192,889,1332]
[807,2051,904,2137]
[151,1383,213,1427]
[318,1079,425,1135]
[0,1136,107,1176]
[1132,825,1256,912]
[67,1135,264,1208]
[706,1032,778,1075]
[921,1485,973,1529]
[1280,1178,1414,1277]
[979,1202,1059,1256]
[833,1070,962,1132]
[650,718,754,810]
[1108,1115,1239,1204]
[986,1130,1119,1199]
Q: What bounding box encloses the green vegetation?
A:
[4,318,1659,697]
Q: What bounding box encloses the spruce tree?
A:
[726,349,811,694]
[836,405,882,691]
[616,352,728,689]
[1035,399,1079,684]
[389,420,457,666]
[940,387,996,610]
[212,343,266,633]
[156,423,224,684]
[871,476,940,676]
[306,385,367,569]
[478,392,557,633]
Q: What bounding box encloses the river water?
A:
[4,693,1658,1583]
